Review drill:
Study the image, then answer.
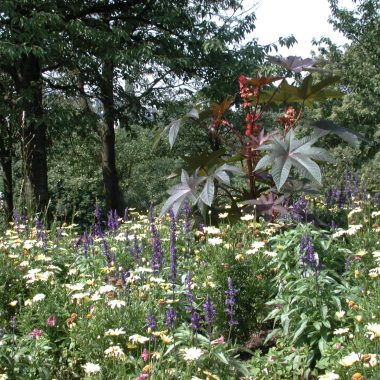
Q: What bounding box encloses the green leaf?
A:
[159,169,206,217]
[260,74,341,106]
[305,120,366,148]
[255,130,334,190]
[215,352,229,364]
[318,337,327,354]
[313,321,322,330]
[292,320,308,343]
[199,177,215,206]
[168,119,181,148]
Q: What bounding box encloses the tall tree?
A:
[1,0,264,215]
[0,1,68,212]
[62,0,263,213]
[326,0,380,144]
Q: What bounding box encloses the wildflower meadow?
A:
[0,178,379,379]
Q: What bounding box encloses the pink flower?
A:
[30,329,44,339]
[141,348,149,362]
[135,374,149,380]
[46,315,57,327]
[210,336,225,345]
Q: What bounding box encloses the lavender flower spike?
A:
[169,209,177,282]
[225,277,238,327]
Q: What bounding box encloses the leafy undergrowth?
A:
[0,198,379,379]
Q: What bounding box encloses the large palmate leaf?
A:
[280,178,323,196]
[244,76,283,87]
[260,75,341,106]
[160,164,241,217]
[210,97,234,121]
[160,169,206,217]
[268,55,315,73]
[289,74,341,106]
[259,81,299,104]
[303,120,366,149]
[153,107,200,149]
[183,148,226,175]
[255,130,335,190]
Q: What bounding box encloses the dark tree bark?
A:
[13,54,49,213]
[99,57,124,214]
[0,133,13,220]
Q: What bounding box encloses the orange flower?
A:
[351,373,364,380]
[65,313,78,328]
[347,300,359,310]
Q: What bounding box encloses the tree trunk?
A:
[15,54,49,214]
[0,129,13,220]
[99,58,124,214]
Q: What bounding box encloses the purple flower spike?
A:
[300,234,320,273]
[169,209,177,283]
[146,312,157,332]
[165,307,176,329]
[225,277,238,327]
[203,294,216,330]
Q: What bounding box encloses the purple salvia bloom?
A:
[92,204,104,237]
[12,209,20,228]
[203,294,216,329]
[291,194,308,222]
[132,234,141,262]
[165,307,177,329]
[35,218,48,249]
[300,234,319,273]
[107,210,119,232]
[191,311,201,332]
[120,270,131,293]
[184,272,200,332]
[182,201,191,237]
[100,239,113,266]
[150,220,163,273]
[77,232,93,257]
[84,232,93,257]
[169,209,177,282]
[184,272,194,312]
[225,277,238,326]
[146,312,157,331]
[337,183,347,209]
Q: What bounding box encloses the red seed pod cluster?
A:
[239,75,259,109]
[245,112,261,136]
[279,106,297,132]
